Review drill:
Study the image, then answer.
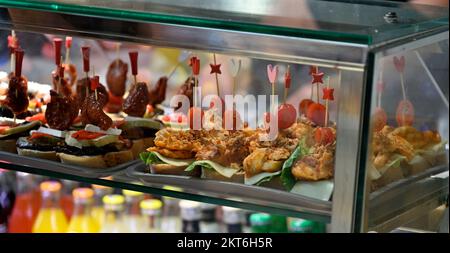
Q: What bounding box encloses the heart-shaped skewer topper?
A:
[229,59,242,78]
[267,64,278,84]
[393,56,405,73]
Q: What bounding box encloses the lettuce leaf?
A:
[139,151,194,166]
[245,170,282,186]
[280,138,310,191]
[185,160,238,178]
[140,152,163,165]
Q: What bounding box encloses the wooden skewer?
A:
[213,54,220,98]
[115,43,120,65]
[325,77,330,127]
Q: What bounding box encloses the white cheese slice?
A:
[34,127,66,138]
[152,151,194,167]
[84,124,122,136]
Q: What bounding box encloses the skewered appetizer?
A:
[1,49,41,153]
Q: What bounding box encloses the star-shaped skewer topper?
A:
[312,72,324,84]
[322,87,334,101]
[210,63,221,74]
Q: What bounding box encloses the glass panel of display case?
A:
[0,0,448,44]
[364,34,449,232]
[0,30,362,222]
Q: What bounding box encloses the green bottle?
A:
[288,218,326,233]
[269,215,288,233]
[250,213,271,233]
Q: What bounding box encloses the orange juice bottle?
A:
[91,184,113,228]
[8,173,40,233]
[67,188,99,233]
[32,181,68,233]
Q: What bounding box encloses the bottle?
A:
[199,203,220,233]
[161,186,182,233]
[0,169,16,233]
[222,206,243,233]
[32,181,68,233]
[67,188,99,233]
[269,214,288,233]
[60,180,78,220]
[122,189,146,233]
[8,172,41,233]
[179,200,201,233]
[91,184,113,228]
[100,194,128,233]
[287,218,326,233]
[250,213,271,233]
[242,210,253,233]
[140,199,162,233]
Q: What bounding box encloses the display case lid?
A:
[0,0,448,45]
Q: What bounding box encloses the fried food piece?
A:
[80,92,113,130]
[291,144,334,181]
[1,76,29,114]
[195,130,250,168]
[174,77,194,110]
[106,59,128,97]
[283,121,315,146]
[63,63,78,86]
[243,148,286,177]
[51,73,73,98]
[149,76,167,106]
[123,82,150,117]
[147,146,195,159]
[154,128,201,151]
[45,90,78,130]
[391,126,441,150]
[76,77,108,108]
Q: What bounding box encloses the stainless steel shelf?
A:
[368,165,449,232]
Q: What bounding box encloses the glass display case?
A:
[0,0,448,232]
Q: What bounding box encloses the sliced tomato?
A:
[0,126,10,134]
[314,127,335,145]
[25,113,46,124]
[71,130,105,140]
[29,132,52,140]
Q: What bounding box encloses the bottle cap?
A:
[250,213,271,226]
[103,194,125,206]
[122,189,144,197]
[40,181,61,192]
[140,199,162,210]
[72,188,94,199]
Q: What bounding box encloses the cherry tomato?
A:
[223,109,242,130]
[162,115,171,122]
[372,107,387,132]
[396,100,414,126]
[277,103,297,129]
[306,103,326,127]
[299,99,314,116]
[314,127,335,145]
[188,107,204,129]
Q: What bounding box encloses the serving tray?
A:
[0,151,140,178]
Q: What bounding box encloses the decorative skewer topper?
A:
[306,68,326,127]
[208,54,225,111]
[81,46,91,95]
[393,55,414,126]
[267,64,278,114]
[188,56,203,129]
[8,31,18,74]
[277,65,296,130]
[53,38,62,66]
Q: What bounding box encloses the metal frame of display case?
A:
[0,2,448,233]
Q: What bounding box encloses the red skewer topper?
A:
[14,49,24,78]
[81,46,90,73]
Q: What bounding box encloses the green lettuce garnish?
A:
[280,138,310,191]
